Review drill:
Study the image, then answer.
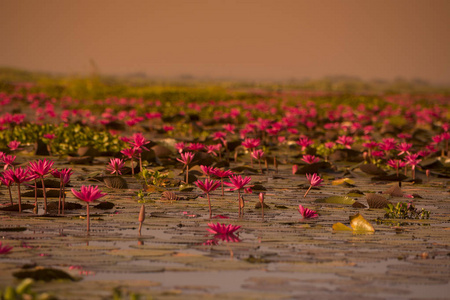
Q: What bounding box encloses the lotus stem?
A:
[131,158,135,175]
[40,177,47,214]
[207,193,212,219]
[304,185,312,198]
[17,183,22,213]
[58,175,63,214]
[7,185,13,205]
[86,204,90,234]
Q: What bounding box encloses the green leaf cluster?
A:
[384,202,430,219]
[0,279,57,300]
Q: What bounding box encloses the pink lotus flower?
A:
[301,155,320,164]
[43,133,56,140]
[336,135,354,149]
[130,133,150,150]
[52,168,73,214]
[71,185,107,233]
[223,123,236,134]
[200,165,214,178]
[0,242,13,254]
[387,159,407,177]
[397,142,412,156]
[1,154,16,170]
[3,167,35,213]
[175,142,186,153]
[163,125,174,132]
[298,205,318,219]
[0,175,13,205]
[8,140,21,151]
[106,158,125,175]
[194,178,221,218]
[211,168,233,196]
[28,159,54,214]
[186,143,205,151]
[224,175,252,217]
[304,173,323,197]
[28,159,54,177]
[206,144,222,157]
[251,149,265,172]
[177,152,195,183]
[225,175,252,192]
[121,147,141,175]
[130,133,150,173]
[72,185,107,203]
[296,136,313,151]
[207,223,241,235]
[241,138,260,150]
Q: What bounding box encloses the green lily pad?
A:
[314,196,355,205]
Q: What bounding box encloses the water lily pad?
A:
[13,267,77,282]
[314,196,355,205]
[371,174,407,181]
[383,184,404,197]
[332,178,355,186]
[366,193,392,209]
[332,222,352,231]
[104,176,128,189]
[359,163,387,176]
[350,213,375,232]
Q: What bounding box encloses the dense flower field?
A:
[0,75,449,299]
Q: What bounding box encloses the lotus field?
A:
[0,78,449,299]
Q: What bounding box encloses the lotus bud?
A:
[139,205,145,223]
[292,164,298,175]
[138,205,145,235]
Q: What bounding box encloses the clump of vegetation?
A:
[0,278,57,300]
[384,202,430,219]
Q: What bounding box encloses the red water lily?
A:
[106,158,125,175]
[121,146,141,175]
[0,242,13,254]
[52,168,73,214]
[3,167,35,213]
[224,175,252,217]
[207,223,241,235]
[298,205,318,219]
[194,178,221,218]
[211,168,233,196]
[304,173,323,197]
[72,185,107,233]
[177,152,194,183]
[28,159,54,214]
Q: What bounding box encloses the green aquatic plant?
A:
[0,278,57,300]
[384,201,430,219]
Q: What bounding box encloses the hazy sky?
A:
[1,0,450,83]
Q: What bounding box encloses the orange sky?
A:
[1,0,450,83]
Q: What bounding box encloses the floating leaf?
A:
[145,185,165,193]
[360,163,387,176]
[332,178,355,186]
[332,222,352,231]
[314,196,355,205]
[366,193,392,209]
[103,176,128,189]
[352,201,366,208]
[350,213,375,232]
[383,184,404,197]
[13,267,77,282]
[179,184,194,192]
